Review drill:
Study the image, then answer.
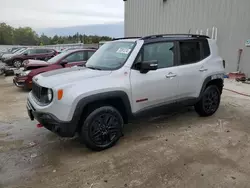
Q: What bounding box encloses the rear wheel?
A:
[13,59,22,68]
[195,85,221,117]
[80,106,123,151]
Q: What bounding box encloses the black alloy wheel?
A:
[81,106,123,151]
[90,112,120,146]
[203,87,220,114]
[195,85,221,117]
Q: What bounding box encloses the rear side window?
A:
[179,41,201,65]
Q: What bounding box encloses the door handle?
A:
[199,68,208,72]
[199,66,208,72]
[166,72,177,78]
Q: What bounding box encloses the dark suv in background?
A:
[2,48,58,68]
[0,47,27,61]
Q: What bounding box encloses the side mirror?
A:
[60,59,68,67]
[138,60,158,73]
[23,53,28,56]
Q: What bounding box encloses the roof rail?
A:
[112,37,141,41]
[142,34,210,40]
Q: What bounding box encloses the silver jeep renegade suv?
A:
[27,34,225,151]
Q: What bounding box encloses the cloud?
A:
[0,0,124,28]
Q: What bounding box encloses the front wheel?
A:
[80,106,124,151]
[13,59,23,68]
[195,85,221,117]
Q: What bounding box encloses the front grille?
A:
[32,82,42,101]
[32,82,50,104]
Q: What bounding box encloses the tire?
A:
[80,106,124,151]
[13,59,23,68]
[194,85,221,117]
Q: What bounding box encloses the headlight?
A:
[47,89,53,102]
[20,70,31,76]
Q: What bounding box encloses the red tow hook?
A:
[36,123,43,128]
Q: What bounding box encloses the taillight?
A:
[222,60,225,68]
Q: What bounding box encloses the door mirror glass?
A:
[139,60,158,73]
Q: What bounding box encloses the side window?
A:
[35,49,47,54]
[27,49,36,55]
[143,42,174,69]
[65,52,84,63]
[179,41,201,65]
[87,51,95,59]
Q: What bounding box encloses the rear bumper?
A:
[27,99,77,137]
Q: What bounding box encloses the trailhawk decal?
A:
[116,48,132,54]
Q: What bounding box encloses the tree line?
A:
[0,22,113,46]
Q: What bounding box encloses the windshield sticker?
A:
[116,48,131,54]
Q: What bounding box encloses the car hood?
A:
[2,53,14,58]
[35,66,112,88]
[24,59,49,68]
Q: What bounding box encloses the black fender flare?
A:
[71,91,132,125]
[198,74,224,99]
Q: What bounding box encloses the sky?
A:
[0,0,124,28]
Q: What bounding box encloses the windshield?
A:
[14,48,26,54]
[47,51,70,64]
[86,41,136,70]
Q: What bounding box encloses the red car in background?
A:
[3,48,58,68]
[13,49,96,89]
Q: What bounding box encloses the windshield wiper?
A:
[86,66,102,70]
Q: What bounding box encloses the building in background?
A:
[124,0,250,75]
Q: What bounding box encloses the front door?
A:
[130,41,179,113]
[24,49,37,60]
[34,49,49,60]
[63,51,86,67]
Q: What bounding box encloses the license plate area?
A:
[27,106,34,120]
[27,100,35,121]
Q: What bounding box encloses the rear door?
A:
[175,39,210,100]
[63,51,86,67]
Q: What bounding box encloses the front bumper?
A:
[2,58,12,64]
[26,99,77,137]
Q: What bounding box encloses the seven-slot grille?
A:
[32,82,42,101]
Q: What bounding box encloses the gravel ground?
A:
[1,76,250,188]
